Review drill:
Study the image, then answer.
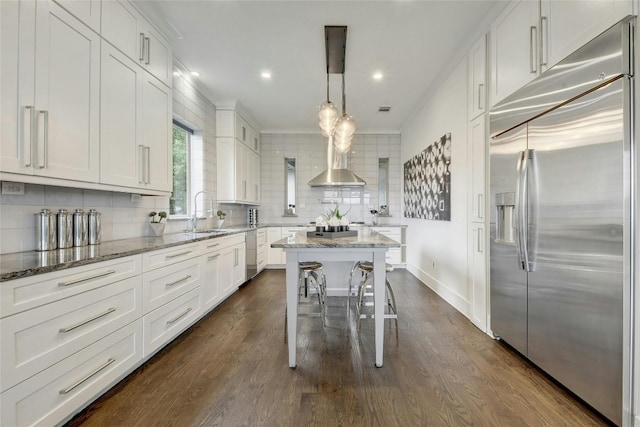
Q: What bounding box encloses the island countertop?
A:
[271,227,401,249]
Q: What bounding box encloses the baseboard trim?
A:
[406,264,470,318]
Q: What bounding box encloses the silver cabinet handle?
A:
[529,26,538,74]
[255,184,258,201]
[477,229,483,253]
[60,358,116,395]
[166,275,192,287]
[59,307,116,333]
[23,106,34,167]
[144,146,150,184]
[477,84,484,110]
[139,33,145,62]
[540,16,548,66]
[166,307,192,324]
[165,250,192,259]
[59,270,116,287]
[38,110,49,169]
[207,243,220,249]
[207,254,220,261]
[138,145,145,184]
[477,194,483,220]
[145,37,150,65]
[242,126,246,141]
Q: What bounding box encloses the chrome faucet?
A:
[192,190,215,232]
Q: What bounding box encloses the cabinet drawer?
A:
[1,321,142,427]
[142,257,202,313]
[1,255,141,318]
[373,228,401,240]
[207,233,245,252]
[257,229,266,243]
[1,276,142,392]
[385,247,402,265]
[142,242,202,271]
[143,287,202,358]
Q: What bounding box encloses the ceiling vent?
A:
[378,106,391,112]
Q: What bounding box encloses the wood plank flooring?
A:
[66,269,610,427]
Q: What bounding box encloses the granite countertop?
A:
[271,227,401,249]
[0,223,406,282]
[0,227,254,282]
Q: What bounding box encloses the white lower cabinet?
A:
[142,287,202,358]
[256,229,267,273]
[371,227,406,266]
[142,257,202,313]
[1,321,142,427]
[1,275,142,392]
[468,223,487,332]
[267,227,283,266]
[202,247,221,310]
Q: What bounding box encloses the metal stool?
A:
[350,261,397,325]
[284,261,326,342]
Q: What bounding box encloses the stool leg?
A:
[347,261,361,315]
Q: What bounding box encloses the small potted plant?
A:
[216,210,226,228]
[148,211,167,236]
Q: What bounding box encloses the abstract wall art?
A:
[403,133,451,221]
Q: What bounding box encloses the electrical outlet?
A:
[1,182,24,195]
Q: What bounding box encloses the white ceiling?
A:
[137,1,506,133]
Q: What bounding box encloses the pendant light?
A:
[333,73,356,153]
[318,72,339,137]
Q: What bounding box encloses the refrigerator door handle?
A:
[514,151,525,269]
[520,149,534,272]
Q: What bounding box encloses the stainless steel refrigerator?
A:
[489,19,633,426]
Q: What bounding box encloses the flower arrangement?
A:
[148,211,167,223]
[216,210,226,220]
[316,205,350,231]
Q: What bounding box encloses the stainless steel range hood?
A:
[308,26,366,187]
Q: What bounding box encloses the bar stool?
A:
[348,261,397,325]
[284,261,326,342]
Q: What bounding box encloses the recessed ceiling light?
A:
[373,72,383,80]
[261,71,272,79]
[190,71,200,77]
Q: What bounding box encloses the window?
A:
[171,121,192,216]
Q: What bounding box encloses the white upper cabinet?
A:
[53,0,101,32]
[539,0,632,72]
[490,0,539,106]
[0,0,100,182]
[491,0,631,106]
[468,115,486,223]
[468,35,487,120]
[101,0,172,87]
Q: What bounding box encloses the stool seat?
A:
[357,261,393,273]
[299,261,323,271]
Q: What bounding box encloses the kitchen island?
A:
[271,227,401,368]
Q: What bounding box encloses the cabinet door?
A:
[141,23,172,87]
[248,150,260,203]
[267,228,283,265]
[233,244,246,287]
[235,113,248,145]
[141,72,172,192]
[100,42,143,187]
[33,1,100,181]
[202,251,221,310]
[54,0,100,32]
[468,35,486,120]
[216,137,236,202]
[101,0,141,60]
[468,115,486,222]
[219,247,235,297]
[468,223,487,332]
[0,0,36,175]
[235,142,248,201]
[540,0,631,72]
[490,0,539,106]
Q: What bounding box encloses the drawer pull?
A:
[58,270,116,287]
[60,357,116,395]
[165,250,192,260]
[207,243,220,249]
[166,307,192,325]
[59,307,116,333]
[165,275,192,287]
[207,255,220,261]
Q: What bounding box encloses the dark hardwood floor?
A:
[66,269,609,427]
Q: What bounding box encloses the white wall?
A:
[401,57,471,316]
[259,133,402,224]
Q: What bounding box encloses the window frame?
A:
[170,120,194,218]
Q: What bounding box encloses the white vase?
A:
[149,222,165,236]
[217,219,225,229]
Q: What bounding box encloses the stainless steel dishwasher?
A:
[245,229,258,280]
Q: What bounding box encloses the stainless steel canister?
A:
[73,209,88,247]
[57,209,73,249]
[36,209,57,251]
[88,209,101,245]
